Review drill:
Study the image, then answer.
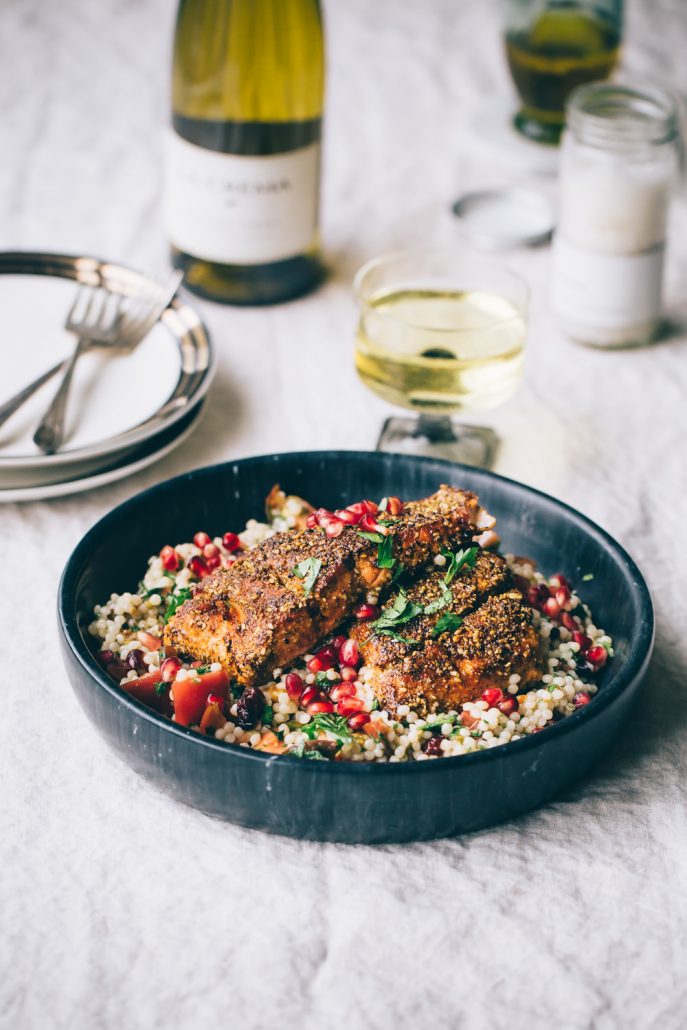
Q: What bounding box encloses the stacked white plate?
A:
[0,253,214,502]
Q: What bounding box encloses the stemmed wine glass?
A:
[353,249,528,468]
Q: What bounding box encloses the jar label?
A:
[165,131,320,265]
[551,235,665,345]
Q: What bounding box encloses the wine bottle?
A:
[166,0,325,305]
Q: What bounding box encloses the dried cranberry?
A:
[423,736,444,756]
[236,686,265,728]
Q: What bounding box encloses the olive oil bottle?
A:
[166,0,325,304]
[505,3,621,144]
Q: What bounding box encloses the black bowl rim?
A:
[58,449,655,778]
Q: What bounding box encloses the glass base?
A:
[376,415,499,469]
[513,109,563,146]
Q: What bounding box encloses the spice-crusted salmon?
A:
[351,552,543,715]
[163,486,494,686]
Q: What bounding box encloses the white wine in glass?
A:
[354,251,528,467]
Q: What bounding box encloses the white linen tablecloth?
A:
[2,1,686,1027]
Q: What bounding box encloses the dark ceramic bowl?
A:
[58,451,654,844]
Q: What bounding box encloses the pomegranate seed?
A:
[335,509,360,525]
[360,513,387,534]
[285,672,304,699]
[203,543,220,559]
[306,513,318,530]
[207,693,224,706]
[346,502,367,515]
[188,555,209,578]
[482,686,504,708]
[348,712,370,732]
[308,700,334,714]
[527,586,541,608]
[573,691,592,707]
[319,643,339,662]
[308,652,335,673]
[205,554,221,571]
[161,656,182,682]
[555,587,571,608]
[222,531,241,552]
[543,597,561,618]
[330,682,357,702]
[160,545,180,572]
[300,685,321,707]
[423,736,444,756]
[137,630,162,651]
[336,696,364,716]
[125,649,145,672]
[339,638,360,667]
[331,634,347,651]
[340,665,358,682]
[325,518,344,538]
[550,574,570,590]
[193,531,211,548]
[572,631,592,652]
[97,649,114,666]
[586,645,608,668]
[498,697,517,716]
[386,496,404,515]
[360,499,378,514]
[354,603,379,621]
[314,508,333,527]
[561,612,579,632]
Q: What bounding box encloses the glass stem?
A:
[416,414,457,442]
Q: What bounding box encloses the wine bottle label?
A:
[165,130,320,265]
[551,235,665,345]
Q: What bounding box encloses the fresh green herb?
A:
[442,546,479,585]
[292,557,322,597]
[423,581,453,615]
[315,671,331,688]
[357,530,384,543]
[547,684,557,693]
[290,742,328,760]
[376,535,396,570]
[162,587,193,623]
[262,705,274,726]
[194,664,212,675]
[470,730,482,738]
[370,698,380,711]
[376,628,419,646]
[163,570,177,581]
[154,681,168,697]
[230,681,243,699]
[300,720,319,739]
[582,573,594,582]
[390,562,406,584]
[431,612,463,638]
[310,713,353,743]
[424,713,459,730]
[373,588,423,632]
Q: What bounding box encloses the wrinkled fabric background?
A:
[1,1,686,1027]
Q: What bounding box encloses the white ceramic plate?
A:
[0,401,206,503]
[0,252,214,487]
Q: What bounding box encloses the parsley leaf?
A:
[310,713,353,743]
[315,671,331,688]
[262,705,274,726]
[357,530,384,543]
[373,588,423,632]
[442,546,479,585]
[154,681,168,697]
[290,742,328,760]
[376,535,396,570]
[423,580,453,615]
[292,557,322,597]
[162,587,193,623]
[431,612,463,638]
[390,562,406,584]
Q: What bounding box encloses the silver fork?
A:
[0,271,182,452]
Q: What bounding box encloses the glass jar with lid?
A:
[551,82,680,347]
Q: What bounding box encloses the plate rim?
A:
[0,250,215,470]
[58,450,655,775]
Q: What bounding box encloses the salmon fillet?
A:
[163,486,494,686]
[351,552,543,715]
